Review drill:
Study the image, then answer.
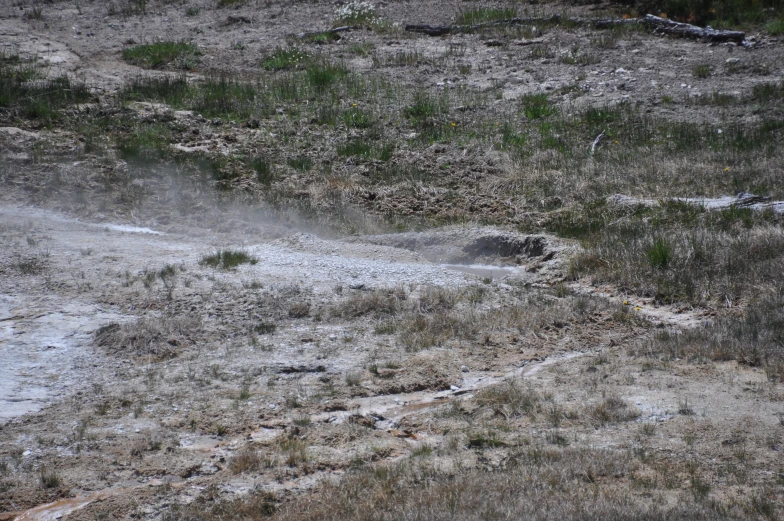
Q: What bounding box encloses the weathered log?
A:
[642,14,745,43]
[607,193,783,214]
[405,14,745,44]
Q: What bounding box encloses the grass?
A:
[249,156,275,184]
[474,380,540,419]
[646,236,673,269]
[200,250,258,269]
[0,56,91,126]
[591,396,641,425]
[262,47,309,71]
[287,156,313,172]
[117,122,171,160]
[521,93,555,120]
[244,451,770,520]
[122,41,200,69]
[39,468,61,489]
[752,82,784,103]
[692,64,711,78]
[304,31,342,44]
[637,291,784,381]
[404,90,449,127]
[306,61,348,92]
[764,16,784,35]
[455,7,517,25]
[336,139,393,162]
[332,289,404,319]
[568,203,784,305]
[94,315,201,360]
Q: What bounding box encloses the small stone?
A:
[460,365,469,373]
[725,57,740,64]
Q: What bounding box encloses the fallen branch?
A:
[405,14,745,44]
[607,192,784,214]
[590,131,606,156]
[642,14,745,43]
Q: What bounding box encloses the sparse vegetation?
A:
[639,291,784,381]
[122,41,200,69]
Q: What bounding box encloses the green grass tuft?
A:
[306,61,348,92]
[521,94,555,120]
[200,250,258,270]
[646,237,673,269]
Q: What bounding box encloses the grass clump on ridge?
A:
[122,41,200,70]
[200,250,258,269]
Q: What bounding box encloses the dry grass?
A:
[474,379,540,419]
[331,288,406,319]
[570,210,784,305]
[590,395,641,425]
[636,290,784,381]
[262,449,773,521]
[94,314,201,360]
[229,448,266,474]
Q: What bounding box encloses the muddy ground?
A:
[1,1,783,520]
